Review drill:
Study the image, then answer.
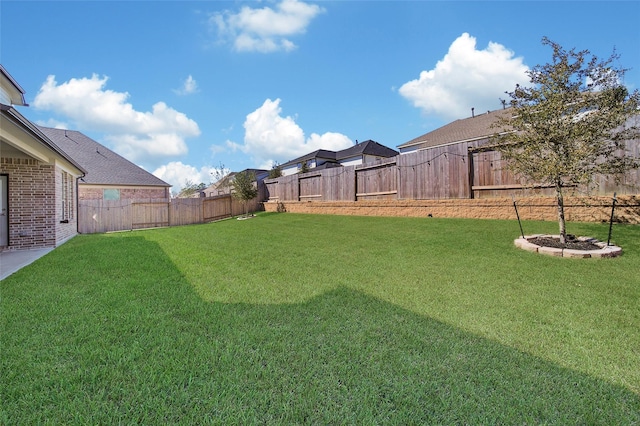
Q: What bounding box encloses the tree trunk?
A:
[555,182,567,244]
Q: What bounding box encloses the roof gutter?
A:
[401,131,511,153]
[0,104,86,174]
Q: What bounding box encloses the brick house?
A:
[37,127,171,201]
[1,65,86,250]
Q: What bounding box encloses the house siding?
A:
[339,156,362,167]
[1,157,57,249]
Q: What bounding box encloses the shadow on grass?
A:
[1,234,639,424]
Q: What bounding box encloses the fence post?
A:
[512,196,525,238]
[354,168,358,201]
[467,150,475,199]
[607,192,617,246]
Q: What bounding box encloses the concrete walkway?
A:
[0,248,53,281]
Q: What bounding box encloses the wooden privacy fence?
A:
[78,194,261,234]
[264,141,640,202]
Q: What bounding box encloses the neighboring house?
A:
[38,127,171,201]
[397,109,510,154]
[1,65,86,250]
[201,172,237,197]
[280,140,399,176]
[201,169,269,197]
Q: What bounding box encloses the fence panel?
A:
[78,199,133,234]
[203,195,232,221]
[299,174,322,200]
[356,160,397,200]
[264,174,299,201]
[131,201,169,229]
[591,137,640,195]
[398,148,462,199]
[322,166,355,201]
[169,198,203,227]
[469,148,557,198]
[265,181,279,201]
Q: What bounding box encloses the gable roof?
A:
[37,127,170,187]
[281,140,398,168]
[281,149,338,168]
[398,109,511,150]
[337,139,398,160]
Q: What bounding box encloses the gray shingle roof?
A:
[37,127,170,187]
[398,109,511,150]
[281,149,338,168]
[337,139,398,160]
[281,140,398,168]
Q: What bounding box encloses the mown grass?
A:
[1,213,639,424]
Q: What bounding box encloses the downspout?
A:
[76,174,85,234]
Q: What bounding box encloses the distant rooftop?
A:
[398,109,511,150]
[281,140,398,168]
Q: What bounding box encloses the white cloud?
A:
[398,33,530,120]
[33,74,200,166]
[233,98,353,166]
[210,0,324,53]
[153,161,224,194]
[36,118,69,129]
[174,75,199,95]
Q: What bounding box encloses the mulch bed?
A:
[527,236,602,251]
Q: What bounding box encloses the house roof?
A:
[281,149,338,168]
[37,126,170,187]
[1,105,85,174]
[337,139,398,160]
[240,168,270,179]
[0,65,27,106]
[281,140,398,168]
[398,109,511,150]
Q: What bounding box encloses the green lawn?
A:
[2,213,639,424]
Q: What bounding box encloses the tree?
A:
[268,162,283,179]
[210,162,230,184]
[231,170,258,217]
[176,180,207,198]
[493,37,640,243]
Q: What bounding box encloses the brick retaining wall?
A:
[264,195,640,224]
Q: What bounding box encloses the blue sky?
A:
[2,1,639,192]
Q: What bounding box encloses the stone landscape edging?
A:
[514,235,622,258]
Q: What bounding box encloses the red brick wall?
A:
[79,186,168,200]
[1,157,57,249]
[120,187,168,199]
